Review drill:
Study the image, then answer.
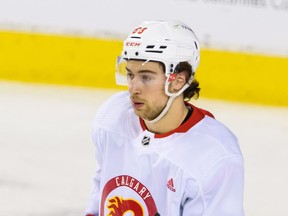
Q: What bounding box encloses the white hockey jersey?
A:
[85,91,244,216]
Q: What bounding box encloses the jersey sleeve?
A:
[182,154,245,216]
[85,91,138,216]
[84,127,106,216]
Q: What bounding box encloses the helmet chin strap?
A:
[143,75,190,124]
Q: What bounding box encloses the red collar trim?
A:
[139,103,214,138]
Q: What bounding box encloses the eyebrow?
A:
[126,67,158,74]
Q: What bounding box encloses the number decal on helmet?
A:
[132,27,148,34]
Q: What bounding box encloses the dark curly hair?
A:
[175,62,200,101]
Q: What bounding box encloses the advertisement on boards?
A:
[0,0,287,55]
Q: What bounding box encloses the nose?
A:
[128,77,141,95]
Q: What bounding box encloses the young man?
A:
[85,20,244,216]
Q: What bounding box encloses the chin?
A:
[133,110,142,117]
[134,111,148,120]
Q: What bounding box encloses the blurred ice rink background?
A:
[0,81,287,216]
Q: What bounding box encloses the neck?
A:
[144,96,189,134]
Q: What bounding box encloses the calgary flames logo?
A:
[100,175,159,216]
[107,196,144,216]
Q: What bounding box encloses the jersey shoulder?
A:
[93,91,140,138]
[170,115,243,178]
[185,104,240,155]
[196,116,241,154]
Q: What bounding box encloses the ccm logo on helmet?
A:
[126,42,141,46]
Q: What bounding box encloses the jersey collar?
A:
[139,103,214,138]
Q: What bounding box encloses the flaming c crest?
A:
[107,196,144,216]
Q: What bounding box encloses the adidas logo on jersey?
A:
[167,178,176,192]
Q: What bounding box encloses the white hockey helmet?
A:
[116,20,200,85]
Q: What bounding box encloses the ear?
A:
[169,71,187,92]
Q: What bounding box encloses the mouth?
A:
[131,99,144,109]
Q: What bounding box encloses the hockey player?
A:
[85,20,244,216]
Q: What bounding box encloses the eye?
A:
[141,75,152,82]
[126,72,134,80]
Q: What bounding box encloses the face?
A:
[126,60,168,121]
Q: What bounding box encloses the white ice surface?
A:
[0,81,287,216]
